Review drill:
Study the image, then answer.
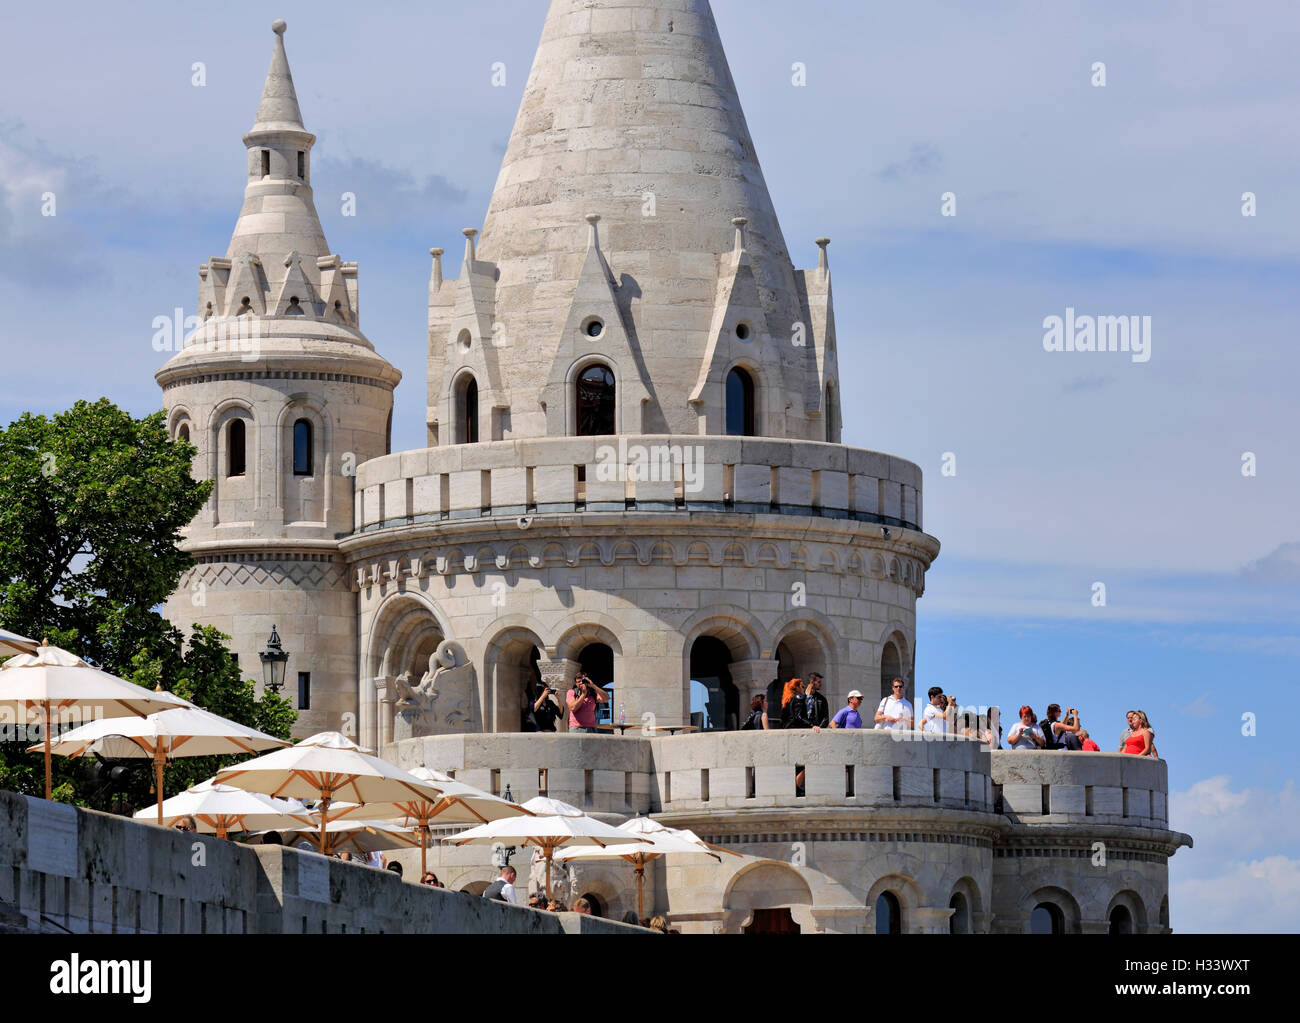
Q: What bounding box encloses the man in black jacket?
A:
[807,673,831,728]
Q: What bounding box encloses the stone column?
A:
[537,658,581,733]
[973,911,995,934]
[729,658,780,707]
[1080,918,1111,935]
[374,676,396,749]
[914,906,955,934]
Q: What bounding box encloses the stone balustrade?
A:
[352,436,924,534]
[990,750,1169,828]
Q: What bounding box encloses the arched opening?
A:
[578,892,605,918]
[1031,902,1065,935]
[461,880,489,897]
[689,636,739,731]
[577,642,615,726]
[875,892,902,934]
[227,419,246,477]
[456,375,479,445]
[177,423,190,445]
[292,419,313,476]
[726,367,756,437]
[576,364,616,436]
[1109,905,1133,935]
[949,892,970,934]
[487,631,546,734]
[880,641,902,702]
[743,908,800,935]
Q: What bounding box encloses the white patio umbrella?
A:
[34,698,291,823]
[555,816,737,919]
[522,796,585,817]
[0,628,38,658]
[133,778,310,839]
[330,765,533,876]
[0,641,189,800]
[212,731,447,852]
[444,809,650,900]
[278,818,423,857]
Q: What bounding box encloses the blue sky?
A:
[1,0,1296,931]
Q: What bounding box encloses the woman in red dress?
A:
[1123,710,1155,756]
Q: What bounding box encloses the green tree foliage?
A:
[0,400,295,809]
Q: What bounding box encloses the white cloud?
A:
[1168,776,1300,932]
[1173,857,1300,934]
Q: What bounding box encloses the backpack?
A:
[740,709,763,731]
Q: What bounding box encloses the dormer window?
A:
[261,150,271,178]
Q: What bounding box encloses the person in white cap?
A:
[831,690,865,729]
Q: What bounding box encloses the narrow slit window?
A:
[228,419,246,477]
[261,150,271,178]
[293,419,313,476]
[297,151,305,178]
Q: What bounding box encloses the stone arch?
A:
[1105,889,1148,934]
[568,357,618,436]
[722,356,772,437]
[1022,885,1082,935]
[878,626,911,702]
[722,861,815,934]
[771,610,842,694]
[720,541,749,565]
[553,615,625,663]
[870,552,886,578]
[865,873,925,934]
[647,540,676,564]
[948,875,983,934]
[363,591,453,750]
[678,607,762,664]
[482,622,548,734]
[209,400,255,525]
[684,541,712,564]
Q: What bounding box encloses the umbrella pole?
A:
[41,700,51,801]
[545,846,553,902]
[420,824,428,877]
[155,747,166,825]
[636,862,644,921]
[319,793,331,852]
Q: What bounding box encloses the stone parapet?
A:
[991,751,1177,830]
[350,436,924,534]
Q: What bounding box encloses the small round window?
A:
[735,322,752,341]
[585,318,604,338]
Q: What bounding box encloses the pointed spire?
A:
[462,228,478,265]
[585,214,602,251]
[250,20,307,135]
[732,217,749,265]
[430,248,444,290]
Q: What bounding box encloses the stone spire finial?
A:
[430,248,444,289]
[250,19,307,135]
[732,217,749,261]
[462,229,478,264]
[816,237,831,275]
[585,213,601,251]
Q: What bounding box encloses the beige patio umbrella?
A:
[35,698,291,823]
[0,641,189,800]
[212,731,447,853]
[330,765,533,876]
[444,805,650,901]
[278,816,423,856]
[133,778,310,839]
[555,815,738,920]
[0,628,38,658]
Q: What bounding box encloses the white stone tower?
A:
[157,21,400,735]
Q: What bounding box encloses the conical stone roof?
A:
[468,0,814,437]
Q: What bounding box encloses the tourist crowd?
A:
[734,675,1159,758]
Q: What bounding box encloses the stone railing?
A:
[0,790,641,935]
[352,436,923,534]
[388,730,1001,817]
[990,751,1169,828]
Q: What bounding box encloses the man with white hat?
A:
[830,690,866,729]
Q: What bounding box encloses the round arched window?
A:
[227,419,246,477]
[875,892,901,934]
[1031,902,1064,935]
[726,367,756,437]
[576,364,615,436]
[293,419,313,476]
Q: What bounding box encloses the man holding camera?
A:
[566,672,609,733]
